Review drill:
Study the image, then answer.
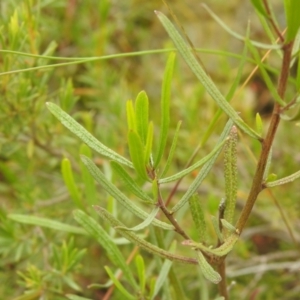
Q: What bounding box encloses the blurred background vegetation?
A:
[0,0,299,299]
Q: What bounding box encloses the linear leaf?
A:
[126,100,136,131]
[66,295,93,300]
[104,266,136,300]
[152,242,175,298]
[154,52,176,167]
[61,158,84,210]
[144,121,154,166]
[135,91,149,145]
[73,210,138,288]
[81,156,173,230]
[250,0,269,18]
[79,144,97,206]
[188,194,207,242]
[284,0,300,43]
[110,161,153,203]
[94,206,198,265]
[46,102,133,167]
[159,138,227,184]
[8,214,87,235]
[128,130,148,181]
[196,251,221,284]
[171,119,233,213]
[155,11,261,140]
[265,169,300,187]
[160,120,182,177]
[135,255,146,293]
[116,206,159,232]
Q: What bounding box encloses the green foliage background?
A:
[1,0,299,299]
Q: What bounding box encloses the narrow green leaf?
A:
[159,138,227,184]
[110,161,153,204]
[128,130,148,181]
[61,158,84,210]
[245,39,285,106]
[223,126,238,228]
[46,102,133,168]
[196,251,221,284]
[250,0,269,18]
[135,255,146,293]
[284,0,300,43]
[154,52,176,167]
[126,100,136,131]
[155,11,261,139]
[144,121,154,166]
[265,169,300,187]
[188,194,207,242]
[211,216,223,243]
[73,210,138,288]
[94,206,198,265]
[116,206,160,232]
[104,266,136,300]
[160,120,182,177]
[255,113,263,135]
[201,4,281,50]
[220,219,236,233]
[81,156,173,230]
[8,214,87,235]
[79,144,97,206]
[171,119,233,213]
[263,146,273,180]
[152,242,175,298]
[66,295,93,300]
[135,91,149,144]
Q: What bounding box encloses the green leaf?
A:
[250,0,269,18]
[128,130,148,181]
[155,11,261,140]
[196,251,221,284]
[159,138,227,184]
[135,91,149,145]
[144,121,154,167]
[284,0,300,43]
[46,102,133,168]
[188,194,207,242]
[160,120,182,177]
[245,39,285,106]
[81,156,173,230]
[171,119,233,213]
[8,214,87,235]
[265,169,300,188]
[79,144,97,206]
[154,52,176,167]
[116,206,160,232]
[66,295,93,300]
[152,242,175,298]
[223,126,238,228]
[135,255,146,293]
[110,161,153,204]
[73,210,138,288]
[104,266,136,300]
[94,206,198,265]
[255,113,263,135]
[126,100,136,131]
[61,158,84,210]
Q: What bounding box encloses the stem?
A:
[217,262,229,300]
[236,41,293,234]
